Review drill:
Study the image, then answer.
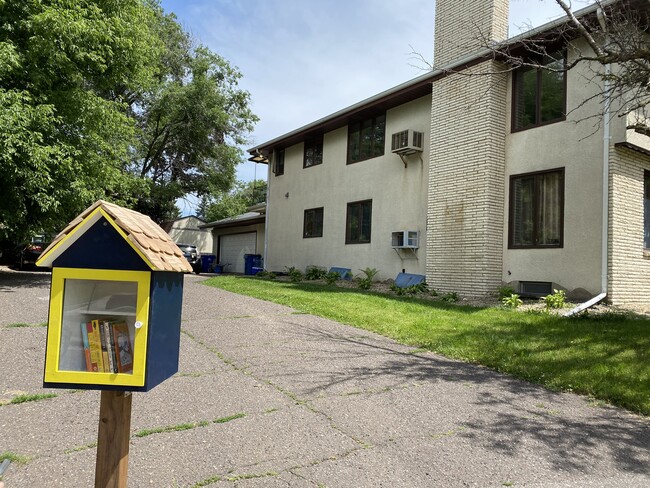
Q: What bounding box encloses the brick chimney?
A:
[434,0,509,67]
[427,0,510,297]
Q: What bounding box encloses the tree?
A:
[410,1,650,127]
[0,0,258,240]
[202,179,267,222]
[496,0,650,125]
[0,0,159,241]
[129,5,258,223]
[552,0,650,124]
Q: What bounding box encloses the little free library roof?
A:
[37,200,192,273]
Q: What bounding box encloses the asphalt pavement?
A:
[1,267,649,487]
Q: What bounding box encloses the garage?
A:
[219,232,257,273]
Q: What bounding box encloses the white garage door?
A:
[219,232,257,273]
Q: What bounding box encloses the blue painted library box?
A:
[37,200,192,392]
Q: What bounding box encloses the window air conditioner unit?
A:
[391,130,423,155]
[391,231,419,249]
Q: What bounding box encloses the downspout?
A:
[565,8,610,316]
[263,154,271,271]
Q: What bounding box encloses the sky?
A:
[159,0,596,214]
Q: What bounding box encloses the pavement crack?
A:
[180,329,371,450]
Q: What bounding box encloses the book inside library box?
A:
[59,279,137,375]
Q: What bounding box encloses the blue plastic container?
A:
[201,254,217,273]
[244,254,262,275]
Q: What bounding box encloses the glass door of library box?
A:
[44,268,150,388]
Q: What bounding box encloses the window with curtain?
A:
[509,168,564,248]
[346,200,372,244]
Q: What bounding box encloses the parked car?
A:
[177,244,202,274]
[16,234,52,270]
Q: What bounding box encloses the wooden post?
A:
[95,391,133,488]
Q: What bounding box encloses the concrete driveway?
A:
[1,269,649,487]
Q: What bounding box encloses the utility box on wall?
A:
[36,200,193,392]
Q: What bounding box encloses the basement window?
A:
[520,281,553,298]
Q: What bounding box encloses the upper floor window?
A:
[303,207,324,238]
[509,168,564,248]
[347,114,385,164]
[346,200,372,244]
[304,138,323,168]
[512,51,566,131]
[274,149,285,176]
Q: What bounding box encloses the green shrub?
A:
[357,277,372,290]
[305,266,327,280]
[390,283,406,296]
[358,267,379,281]
[324,271,341,285]
[389,282,428,296]
[411,281,429,294]
[441,291,459,303]
[498,285,516,299]
[502,293,523,309]
[355,268,379,290]
[256,270,276,280]
[285,266,303,283]
[543,289,566,309]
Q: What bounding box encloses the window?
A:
[274,149,284,176]
[304,138,323,168]
[509,169,564,248]
[512,51,566,131]
[303,207,324,238]
[643,171,650,250]
[347,114,385,164]
[346,200,372,244]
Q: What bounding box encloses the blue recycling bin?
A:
[201,254,216,273]
[244,254,262,275]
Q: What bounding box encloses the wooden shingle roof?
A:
[37,200,193,272]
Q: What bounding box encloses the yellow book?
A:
[84,322,99,372]
[90,320,105,372]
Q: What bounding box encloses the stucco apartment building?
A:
[249,0,650,306]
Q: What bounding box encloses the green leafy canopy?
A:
[0,0,257,240]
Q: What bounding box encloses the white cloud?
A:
[163,0,595,214]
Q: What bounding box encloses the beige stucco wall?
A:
[503,40,614,298]
[167,216,213,253]
[264,95,431,280]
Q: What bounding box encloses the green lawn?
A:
[205,276,650,416]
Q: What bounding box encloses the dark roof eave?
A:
[200,216,265,230]
[248,70,437,158]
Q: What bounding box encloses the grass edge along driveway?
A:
[205,276,650,417]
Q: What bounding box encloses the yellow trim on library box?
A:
[43,267,150,387]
